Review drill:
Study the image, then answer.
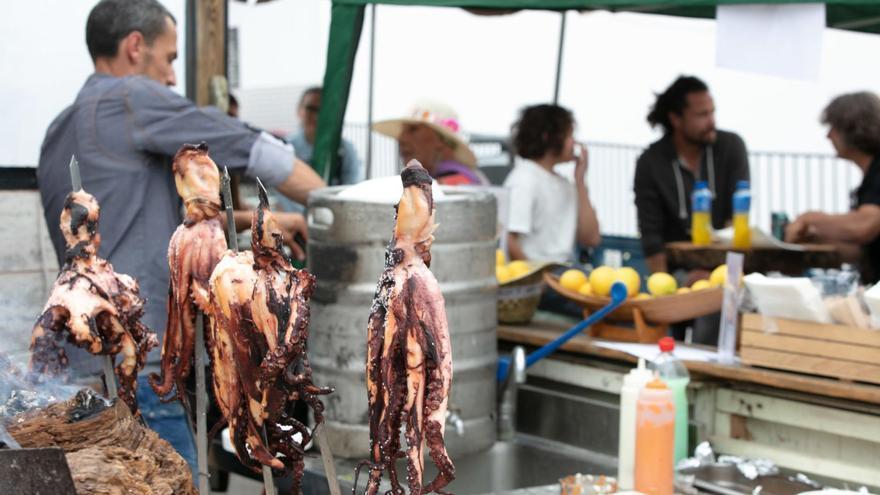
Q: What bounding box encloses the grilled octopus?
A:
[356,160,455,495]
[29,189,157,414]
[149,143,227,402]
[208,185,331,487]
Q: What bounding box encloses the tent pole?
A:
[553,10,566,104]
[366,3,376,179]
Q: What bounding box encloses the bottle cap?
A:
[695,180,708,190]
[736,180,750,190]
[658,336,675,352]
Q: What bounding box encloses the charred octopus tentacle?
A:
[357,161,455,495]
[207,185,332,488]
[28,190,157,415]
[149,143,227,402]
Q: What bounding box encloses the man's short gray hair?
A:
[821,91,880,155]
[86,0,175,61]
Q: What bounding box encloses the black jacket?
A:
[634,130,750,257]
[854,155,880,284]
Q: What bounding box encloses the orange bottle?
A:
[634,377,675,495]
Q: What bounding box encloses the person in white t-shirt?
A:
[505,104,600,263]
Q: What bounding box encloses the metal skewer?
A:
[69,155,118,401]
[221,168,275,494]
[194,311,210,495]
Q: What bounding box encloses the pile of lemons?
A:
[496,250,534,284]
[558,264,729,299]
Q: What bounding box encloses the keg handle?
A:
[308,206,335,232]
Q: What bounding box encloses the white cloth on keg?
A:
[337,175,446,203]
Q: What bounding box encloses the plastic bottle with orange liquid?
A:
[691,181,712,246]
[634,377,675,495]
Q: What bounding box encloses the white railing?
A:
[342,123,861,238]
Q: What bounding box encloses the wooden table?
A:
[665,241,841,275]
[498,320,880,406]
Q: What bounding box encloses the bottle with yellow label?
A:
[732,180,751,250]
[691,181,712,246]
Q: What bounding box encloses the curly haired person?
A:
[786,92,880,284]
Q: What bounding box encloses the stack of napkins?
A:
[743,273,830,323]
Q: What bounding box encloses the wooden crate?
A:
[740,313,880,385]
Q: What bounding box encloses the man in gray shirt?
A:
[37,0,324,469]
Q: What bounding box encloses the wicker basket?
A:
[497,268,547,324]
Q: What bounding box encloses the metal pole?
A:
[365,3,377,179]
[553,10,567,105]
[314,423,342,495]
[69,155,118,401]
[195,312,210,495]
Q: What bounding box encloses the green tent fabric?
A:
[313,0,880,181]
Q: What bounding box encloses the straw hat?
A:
[373,100,478,169]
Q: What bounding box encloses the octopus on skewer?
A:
[208,184,332,488]
[149,143,227,402]
[29,189,157,415]
[356,160,455,495]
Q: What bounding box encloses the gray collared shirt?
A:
[37,73,294,376]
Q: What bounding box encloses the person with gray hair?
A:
[37,0,325,471]
[786,91,880,283]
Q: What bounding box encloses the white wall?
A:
[0,0,187,167]
[344,7,880,154]
[228,0,330,132]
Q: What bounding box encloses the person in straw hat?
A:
[373,100,489,186]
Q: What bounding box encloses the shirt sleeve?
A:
[125,77,258,171]
[340,139,364,185]
[634,154,666,257]
[246,132,295,187]
[505,171,535,235]
[860,168,880,206]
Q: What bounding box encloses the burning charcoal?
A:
[67,389,111,423]
[0,390,55,419]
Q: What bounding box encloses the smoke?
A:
[0,351,83,424]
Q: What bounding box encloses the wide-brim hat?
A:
[373,100,478,169]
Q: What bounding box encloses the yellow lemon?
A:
[676,287,691,295]
[691,279,712,291]
[560,269,588,292]
[496,264,512,284]
[577,282,593,296]
[508,260,531,279]
[710,264,727,287]
[635,293,652,300]
[589,266,617,297]
[647,272,678,296]
[615,267,642,297]
[496,249,507,266]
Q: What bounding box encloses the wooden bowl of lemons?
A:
[545,265,726,324]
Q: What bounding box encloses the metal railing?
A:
[342,123,861,238]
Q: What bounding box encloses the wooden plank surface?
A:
[741,330,880,365]
[498,321,880,405]
[740,347,880,385]
[664,241,841,275]
[742,313,880,347]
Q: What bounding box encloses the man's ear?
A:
[120,31,146,65]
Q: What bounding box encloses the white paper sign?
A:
[716,4,825,80]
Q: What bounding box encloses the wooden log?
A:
[6,390,195,495]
